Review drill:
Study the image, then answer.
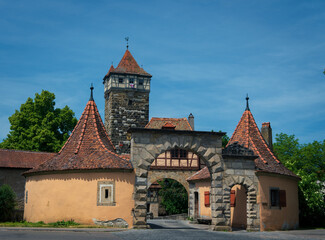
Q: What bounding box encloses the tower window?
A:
[139,79,144,85]
[119,78,124,83]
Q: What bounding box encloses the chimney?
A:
[261,122,273,151]
[188,113,194,130]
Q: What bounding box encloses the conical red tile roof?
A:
[227,109,298,178]
[26,97,132,174]
[104,50,151,78]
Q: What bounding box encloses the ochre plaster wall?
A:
[24,171,135,228]
[230,185,247,229]
[258,174,299,231]
[196,181,211,218]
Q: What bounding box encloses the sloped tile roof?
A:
[227,109,298,178]
[145,117,193,131]
[187,166,210,181]
[26,98,132,175]
[0,149,56,169]
[104,50,151,78]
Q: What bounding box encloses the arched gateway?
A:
[129,128,230,230]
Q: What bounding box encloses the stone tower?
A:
[103,49,152,154]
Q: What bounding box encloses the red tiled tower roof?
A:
[145,117,193,131]
[104,50,151,78]
[227,107,298,178]
[26,92,132,175]
[0,149,56,169]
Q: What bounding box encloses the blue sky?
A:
[0,0,324,144]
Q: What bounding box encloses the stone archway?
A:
[223,175,260,231]
[148,170,196,194]
[129,128,226,229]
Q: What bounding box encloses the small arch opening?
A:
[230,184,247,230]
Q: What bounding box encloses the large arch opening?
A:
[129,128,225,229]
[147,178,188,219]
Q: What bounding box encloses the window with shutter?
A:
[230,190,236,207]
[204,191,210,207]
[279,190,286,207]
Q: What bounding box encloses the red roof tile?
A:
[26,98,132,175]
[145,117,193,131]
[0,149,56,169]
[187,167,210,181]
[227,109,298,178]
[104,50,151,78]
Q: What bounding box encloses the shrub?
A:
[0,184,16,222]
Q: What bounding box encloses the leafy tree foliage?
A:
[0,184,16,222]
[222,134,230,148]
[157,179,188,215]
[274,133,325,227]
[0,90,77,152]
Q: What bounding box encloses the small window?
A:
[97,181,115,206]
[25,191,28,204]
[171,148,187,159]
[179,149,187,158]
[105,189,109,199]
[128,100,133,106]
[270,188,280,207]
[139,79,144,85]
[171,148,178,158]
[119,78,124,83]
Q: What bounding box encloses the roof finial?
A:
[90,83,94,101]
[245,94,250,111]
[125,37,129,49]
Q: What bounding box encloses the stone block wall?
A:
[129,128,225,229]
[222,157,260,231]
[0,168,29,209]
[105,90,149,154]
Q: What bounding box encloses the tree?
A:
[274,133,325,227]
[157,179,188,215]
[222,134,230,148]
[0,90,77,152]
[0,184,16,222]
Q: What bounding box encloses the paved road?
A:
[0,219,324,240]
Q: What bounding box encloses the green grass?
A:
[0,220,83,228]
[0,220,123,228]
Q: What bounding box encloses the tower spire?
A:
[90,83,94,101]
[245,94,250,111]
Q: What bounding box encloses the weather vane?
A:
[245,94,250,111]
[125,37,129,49]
